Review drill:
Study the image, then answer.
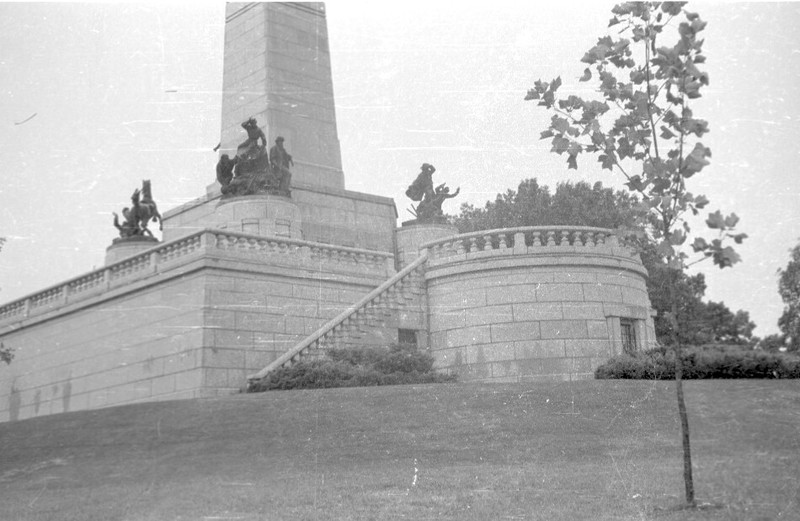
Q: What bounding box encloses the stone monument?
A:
[0,2,658,424]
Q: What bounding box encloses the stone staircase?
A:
[246,252,428,382]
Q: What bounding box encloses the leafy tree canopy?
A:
[452,179,643,233]
[449,178,755,346]
[777,242,800,352]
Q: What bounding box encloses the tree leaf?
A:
[625,175,645,192]
[598,154,616,170]
[729,232,748,244]
[714,246,741,268]
[661,2,685,16]
[694,194,710,209]
[683,143,711,176]
[551,116,571,134]
[551,135,570,155]
[580,68,592,82]
[567,154,578,170]
[691,237,708,252]
[705,210,725,229]
[669,229,686,246]
[724,212,740,228]
[524,89,539,101]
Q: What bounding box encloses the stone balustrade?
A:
[421,226,624,265]
[0,230,394,325]
[212,232,393,273]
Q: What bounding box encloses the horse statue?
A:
[132,180,162,236]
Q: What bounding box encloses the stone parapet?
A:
[0,229,394,329]
[395,222,458,268]
[421,226,638,268]
[421,226,656,383]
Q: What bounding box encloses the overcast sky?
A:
[0,2,798,337]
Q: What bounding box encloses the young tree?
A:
[0,236,11,364]
[526,2,746,507]
[777,242,800,353]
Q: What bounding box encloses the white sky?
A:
[0,2,798,337]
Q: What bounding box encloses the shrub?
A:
[248,343,456,392]
[595,344,800,380]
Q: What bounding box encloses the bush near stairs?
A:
[247,343,457,392]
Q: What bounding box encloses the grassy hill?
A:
[1,380,798,520]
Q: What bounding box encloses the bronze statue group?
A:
[405,163,459,223]
[114,118,459,239]
[215,117,294,198]
[112,180,162,239]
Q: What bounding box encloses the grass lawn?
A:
[1,380,798,520]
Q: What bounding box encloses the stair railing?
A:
[246,251,429,382]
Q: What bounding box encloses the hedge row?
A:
[248,343,457,392]
[595,345,800,380]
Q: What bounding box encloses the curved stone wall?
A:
[422,227,656,382]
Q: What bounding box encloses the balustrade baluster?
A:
[572,231,582,247]
[514,232,526,253]
[546,231,556,246]
[559,230,570,246]
[499,233,507,249]
[596,233,606,245]
[532,231,542,246]
[586,232,595,247]
[468,237,478,253]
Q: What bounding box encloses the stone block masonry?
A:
[0,228,396,421]
[0,275,207,422]
[423,226,656,382]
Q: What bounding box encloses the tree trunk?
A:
[668,269,696,506]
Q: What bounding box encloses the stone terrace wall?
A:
[423,227,656,382]
[0,229,395,421]
[0,273,206,423]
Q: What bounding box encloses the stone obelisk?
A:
[219,2,344,191]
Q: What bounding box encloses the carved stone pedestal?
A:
[395,221,458,268]
[214,194,303,239]
[105,236,159,265]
